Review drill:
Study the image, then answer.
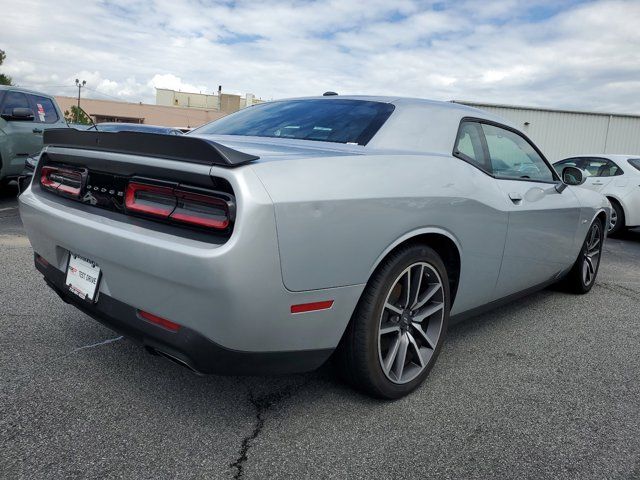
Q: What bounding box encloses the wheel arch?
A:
[605,195,627,222]
[594,209,608,229]
[368,228,462,309]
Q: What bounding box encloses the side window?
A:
[1,91,30,115]
[454,121,490,172]
[584,158,622,177]
[30,95,59,124]
[481,123,555,182]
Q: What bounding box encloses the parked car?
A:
[95,122,183,135]
[19,96,610,399]
[0,86,67,189]
[553,155,640,235]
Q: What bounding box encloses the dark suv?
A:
[0,86,67,188]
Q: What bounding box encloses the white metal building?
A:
[455,101,640,162]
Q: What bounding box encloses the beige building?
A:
[56,96,226,128]
[56,89,262,129]
[155,88,263,112]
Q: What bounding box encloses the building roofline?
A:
[453,100,640,120]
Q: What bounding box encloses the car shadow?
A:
[614,227,640,242]
[58,286,557,407]
[0,179,20,200]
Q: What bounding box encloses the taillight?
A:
[171,191,230,229]
[125,182,176,217]
[125,181,232,230]
[40,166,84,198]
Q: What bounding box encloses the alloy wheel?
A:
[378,262,444,384]
[582,222,602,287]
[609,209,617,232]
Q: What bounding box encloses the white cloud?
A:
[0,0,639,112]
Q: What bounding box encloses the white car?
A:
[554,155,640,235]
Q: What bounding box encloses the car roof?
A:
[556,154,640,162]
[255,95,517,154]
[275,94,501,116]
[194,94,525,156]
[0,84,56,98]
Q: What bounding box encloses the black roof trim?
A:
[43,128,259,167]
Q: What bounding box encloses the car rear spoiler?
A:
[43,128,259,167]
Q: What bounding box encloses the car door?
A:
[477,122,582,298]
[0,90,41,176]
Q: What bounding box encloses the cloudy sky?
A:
[1,0,639,113]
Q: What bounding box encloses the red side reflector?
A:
[290,300,334,314]
[137,310,181,332]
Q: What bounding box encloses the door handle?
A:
[32,128,43,134]
[592,182,604,186]
[508,192,523,204]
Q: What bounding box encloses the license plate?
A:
[65,253,101,302]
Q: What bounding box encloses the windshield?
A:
[192,99,395,145]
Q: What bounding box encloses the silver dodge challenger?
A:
[19,96,610,398]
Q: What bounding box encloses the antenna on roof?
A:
[323,91,338,96]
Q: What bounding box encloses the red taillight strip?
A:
[137,310,181,332]
[125,181,231,230]
[125,182,176,217]
[40,166,83,197]
[290,300,334,314]
[170,191,230,229]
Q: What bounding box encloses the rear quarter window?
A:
[30,95,59,124]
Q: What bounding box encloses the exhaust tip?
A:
[146,345,201,374]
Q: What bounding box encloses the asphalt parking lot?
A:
[1,182,639,480]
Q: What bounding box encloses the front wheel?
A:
[337,244,450,399]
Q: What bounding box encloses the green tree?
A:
[0,50,12,86]
[64,106,91,125]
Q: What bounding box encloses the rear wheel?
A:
[559,218,604,294]
[338,244,450,399]
[608,199,625,236]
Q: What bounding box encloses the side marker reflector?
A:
[290,300,334,314]
[137,310,181,332]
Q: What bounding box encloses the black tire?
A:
[337,244,450,399]
[607,199,625,236]
[558,218,604,294]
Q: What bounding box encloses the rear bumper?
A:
[36,256,333,374]
[20,165,364,361]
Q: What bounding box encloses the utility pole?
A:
[75,78,86,123]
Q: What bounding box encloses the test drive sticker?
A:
[36,103,45,122]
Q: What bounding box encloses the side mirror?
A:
[562,166,585,186]
[1,107,35,121]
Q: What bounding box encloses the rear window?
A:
[193,99,395,145]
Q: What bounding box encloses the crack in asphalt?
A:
[230,383,307,479]
[68,336,124,354]
[597,282,640,302]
